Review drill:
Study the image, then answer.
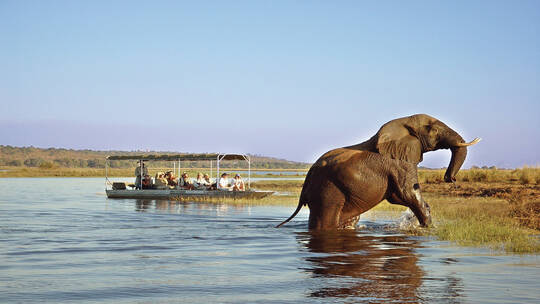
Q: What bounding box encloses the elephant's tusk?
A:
[455,137,481,147]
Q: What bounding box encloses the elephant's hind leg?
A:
[308,178,346,230]
[338,196,373,229]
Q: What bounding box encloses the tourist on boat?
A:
[194,172,204,186]
[203,173,213,185]
[134,162,148,190]
[142,174,153,189]
[202,173,217,190]
[165,171,178,187]
[154,172,169,190]
[179,172,194,190]
[218,173,233,191]
[232,174,245,191]
[193,172,208,190]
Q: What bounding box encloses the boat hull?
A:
[106,189,273,200]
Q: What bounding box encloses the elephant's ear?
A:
[375,123,423,163]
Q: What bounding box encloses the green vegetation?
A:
[0,145,311,170]
[0,167,307,178]
[0,167,117,177]
[424,194,540,253]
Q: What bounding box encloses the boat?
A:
[105,153,274,200]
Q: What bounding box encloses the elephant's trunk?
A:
[442,132,481,182]
[444,146,467,183]
[441,129,466,183]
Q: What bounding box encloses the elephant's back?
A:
[302,148,369,198]
[306,148,389,206]
[315,148,374,169]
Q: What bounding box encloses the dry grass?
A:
[419,167,540,184]
[356,195,540,253]
[250,180,304,194]
[0,166,306,178]
[3,166,536,183]
[370,200,408,212]
[251,177,540,253]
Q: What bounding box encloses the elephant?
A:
[277,114,480,230]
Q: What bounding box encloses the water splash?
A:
[399,208,420,230]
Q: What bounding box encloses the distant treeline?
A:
[0,146,310,170]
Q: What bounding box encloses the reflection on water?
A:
[296,230,462,303]
[0,178,539,304]
[134,199,251,217]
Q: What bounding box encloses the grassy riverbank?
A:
[250,175,540,254]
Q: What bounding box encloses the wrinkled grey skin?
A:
[277,114,478,230]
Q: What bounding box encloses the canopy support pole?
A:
[105,158,108,191]
[139,159,143,190]
[247,156,251,190]
[177,160,181,184]
[216,155,220,189]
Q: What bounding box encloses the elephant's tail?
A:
[275,200,304,228]
[275,168,312,228]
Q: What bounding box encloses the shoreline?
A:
[0,166,308,178]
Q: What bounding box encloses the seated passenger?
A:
[202,173,217,190]
[193,172,208,190]
[165,171,178,187]
[194,172,204,186]
[154,172,169,190]
[179,172,194,190]
[232,174,245,191]
[218,173,232,191]
[142,174,153,189]
[203,173,213,185]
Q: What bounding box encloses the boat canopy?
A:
[106,153,247,161]
[105,153,251,191]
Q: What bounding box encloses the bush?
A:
[39,161,57,169]
[517,166,539,185]
[8,159,23,166]
[418,170,444,183]
[24,158,44,167]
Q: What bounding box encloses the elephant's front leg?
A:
[389,183,432,227]
[409,183,431,226]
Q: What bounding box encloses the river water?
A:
[1,178,538,303]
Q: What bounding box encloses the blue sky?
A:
[1,1,538,167]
